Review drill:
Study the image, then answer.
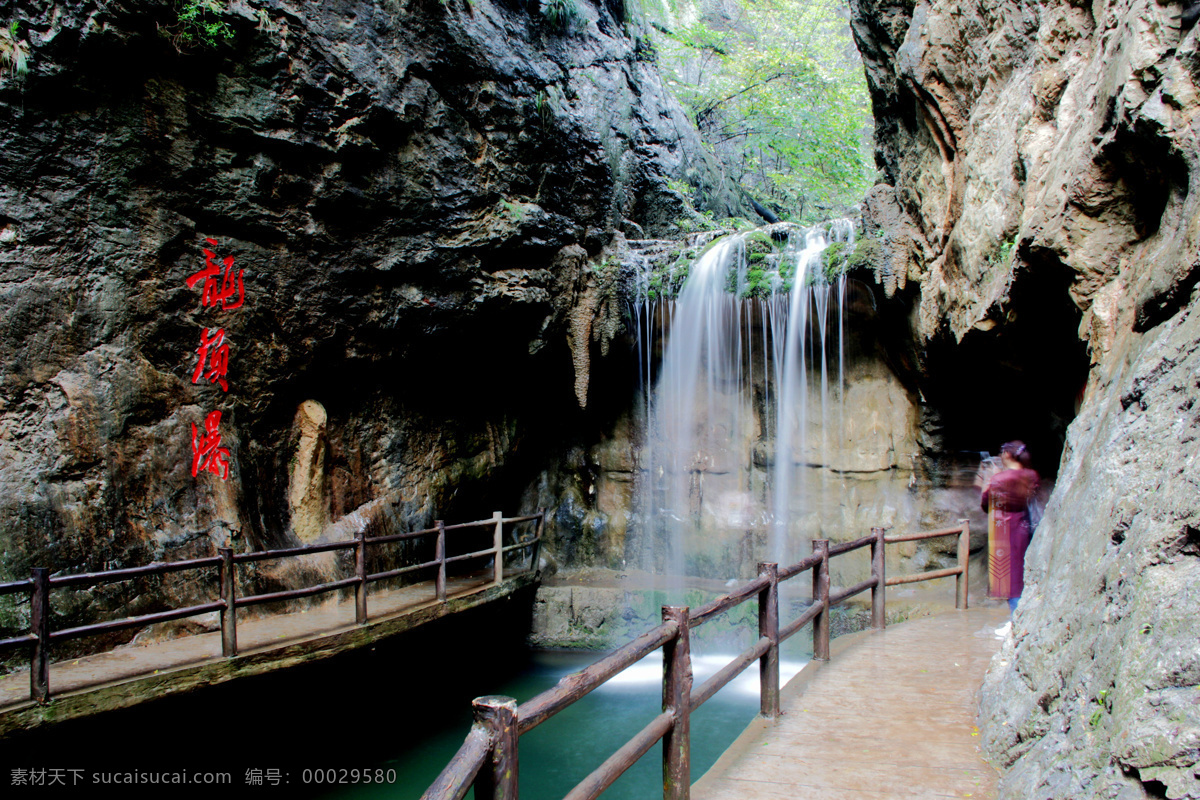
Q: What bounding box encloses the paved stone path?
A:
[693,607,1008,800]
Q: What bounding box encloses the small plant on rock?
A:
[667,178,693,198]
[1088,688,1113,727]
[533,90,552,129]
[987,237,1017,269]
[500,198,527,223]
[541,0,580,31]
[162,0,236,51]
[0,22,30,79]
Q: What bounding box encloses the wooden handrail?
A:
[2,509,545,704]
[234,540,356,563]
[363,526,439,546]
[49,556,224,587]
[829,577,878,606]
[564,711,675,800]
[886,565,962,586]
[779,598,822,642]
[690,636,772,709]
[0,634,37,648]
[234,577,361,609]
[51,601,228,641]
[687,573,769,627]
[367,558,442,583]
[422,725,491,800]
[516,621,678,735]
[445,548,502,565]
[0,579,33,596]
[885,524,967,542]
[426,517,975,800]
[884,519,970,610]
[778,550,822,580]
[828,532,875,556]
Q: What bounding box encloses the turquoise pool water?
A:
[332,646,809,800]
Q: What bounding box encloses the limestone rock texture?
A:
[0,0,741,647]
[849,0,1200,796]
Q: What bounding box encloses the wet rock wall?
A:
[848,0,1200,795]
[0,0,742,649]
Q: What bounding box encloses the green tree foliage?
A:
[651,0,873,222]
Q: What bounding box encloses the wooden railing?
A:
[423,519,971,800]
[0,509,545,705]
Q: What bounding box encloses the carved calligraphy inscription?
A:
[186,238,245,481]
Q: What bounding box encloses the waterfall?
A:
[768,220,854,566]
[629,221,855,592]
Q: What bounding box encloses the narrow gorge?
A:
[0,0,1197,797]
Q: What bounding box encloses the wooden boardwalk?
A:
[694,607,1008,800]
[0,570,534,735]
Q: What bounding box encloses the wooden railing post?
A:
[219,547,237,657]
[956,519,970,610]
[355,523,368,624]
[871,526,886,630]
[757,562,780,719]
[30,567,50,704]
[531,508,546,573]
[662,605,692,800]
[472,696,519,800]
[493,511,504,585]
[435,520,447,603]
[812,540,830,662]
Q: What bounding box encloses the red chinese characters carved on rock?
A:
[191,409,231,480]
[187,237,245,311]
[192,327,230,392]
[187,237,245,483]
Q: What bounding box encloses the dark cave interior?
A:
[921,254,1090,478]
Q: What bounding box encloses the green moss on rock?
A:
[846,238,884,273]
[746,229,775,256]
[820,241,848,281]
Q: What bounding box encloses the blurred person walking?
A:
[979,441,1039,633]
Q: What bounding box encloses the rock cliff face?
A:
[849,0,1200,796]
[0,0,743,642]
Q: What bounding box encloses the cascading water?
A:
[768,219,855,566]
[636,235,755,585]
[629,221,856,594]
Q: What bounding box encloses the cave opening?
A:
[921,253,1090,479]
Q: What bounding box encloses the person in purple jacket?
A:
[980,441,1040,616]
